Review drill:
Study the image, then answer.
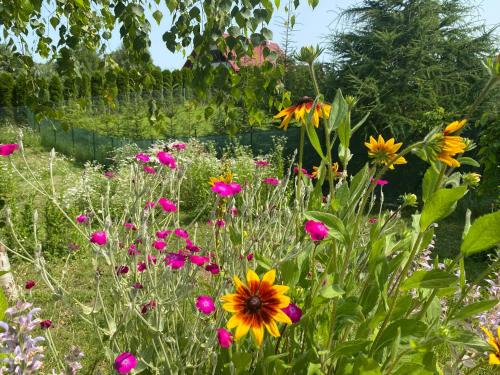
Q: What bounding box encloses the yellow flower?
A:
[311,163,340,179]
[436,120,467,167]
[274,97,331,130]
[364,135,407,169]
[221,269,292,347]
[481,326,500,365]
[209,171,233,186]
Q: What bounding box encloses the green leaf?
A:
[152,10,163,25]
[329,340,371,359]
[204,106,214,120]
[401,270,458,290]
[457,157,480,167]
[0,289,7,321]
[231,352,252,371]
[306,116,325,159]
[420,186,467,231]
[451,299,499,320]
[421,167,439,203]
[319,284,345,299]
[304,211,347,242]
[461,211,500,256]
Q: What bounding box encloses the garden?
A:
[0,0,499,374]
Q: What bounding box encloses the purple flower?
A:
[124,222,137,231]
[255,160,270,167]
[246,253,254,261]
[40,320,52,329]
[153,240,166,251]
[103,171,115,178]
[114,352,138,374]
[132,282,143,290]
[165,253,186,269]
[90,231,107,246]
[189,255,210,266]
[205,263,220,275]
[158,197,177,212]
[156,230,172,239]
[135,153,150,163]
[157,151,176,169]
[25,280,36,290]
[282,303,302,323]
[174,228,189,239]
[195,295,216,315]
[140,300,157,315]
[217,328,233,348]
[137,262,147,272]
[143,165,156,174]
[215,219,225,227]
[76,214,88,224]
[116,265,129,275]
[185,239,200,252]
[263,177,279,186]
[304,220,329,241]
[211,181,241,197]
[172,143,186,151]
[370,177,389,186]
[0,143,19,156]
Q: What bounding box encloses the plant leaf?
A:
[461,211,500,256]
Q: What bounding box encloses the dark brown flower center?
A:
[296,96,313,105]
[246,296,262,313]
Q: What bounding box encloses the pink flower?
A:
[132,282,143,289]
[156,230,172,239]
[263,177,279,186]
[195,295,216,315]
[40,319,52,329]
[103,171,115,178]
[189,255,210,266]
[147,254,157,264]
[116,265,129,275]
[255,160,270,167]
[144,201,156,209]
[217,328,233,348]
[211,181,241,197]
[137,262,147,272]
[158,198,177,212]
[76,214,88,223]
[143,165,156,174]
[157,151,176,169]
[124,222,136,230]
[174,228,189,239]
[140,300,156,315]
[90,231,107,246]
[370,177,388,186]
[165,253,186,269]
[0,143,19,156]
[282,303,302,323]
[215,219,225,227]
[135,153,150,163]
[25,280,36,289]
[205,263,220,274]
[368,218,378,224]
[304,220,329,241]
[114,352,137,374]
[153,240,166,251]
[172,143,186,151]
[185,239,200,252]
[246,253,254,261]
[128,244,140,256]
[231,207,238,216]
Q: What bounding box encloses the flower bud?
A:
[296,45,323,65]
[462,172,481,187]
[401,193,418,207]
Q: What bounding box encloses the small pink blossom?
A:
[140,300,156,315]
[370,177,389,186]
[304,220,329,241]
[40,319,52,329]
[156,230,172,239]
[174,228,189,239]
[128,244,140,256]
[368,218,378,224]
[185,239,200,252]
[282,303,302,323]
[255,160,270,167]
[25,280,36,289]
[189,255,210,266]
[147,254,157,264]
[143,165,156,174]
[195,295,216,315]
[132,282,143,289]
[90,231,107,246]
[158,198,177,212]
[205,263,220,274]
[103,171,115,178]
[153,240,166,251]
[116,265,129,275]
[76,214,88,223]
[263,177,279,186]
[124,222,137,230]
[0,143,19,156]
[172,143,186,151]
[246,253,254,261]
[135,153,150,162]
[215,219,225,227]
[157,151,176,169]
[144,201,156,209]
[217,328,233,348]
[114,352,137,375]
[137,262,147,272]
[211,181,241,197]
[231,207,238,216]
[165,253,186,269]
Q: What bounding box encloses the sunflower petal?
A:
[227,314,243,329]
[252,325,264,347]
[235,321,251,340]
[488,353,500,365]
[273,309,293,324]
[246,269,260,286]
[221,293,239,303]
[272,285,289,295]
[265,320,281,337]
[262,269,276,286]
[222,303,242,313]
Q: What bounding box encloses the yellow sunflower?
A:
[274,96,332,130]
[209,171,233,186]
[436,120,467,167]
[221,269,292,347]
[481,326,500,365]
[364,135,407,169]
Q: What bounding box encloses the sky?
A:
[16,0,500,69]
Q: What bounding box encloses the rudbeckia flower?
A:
[481,326,500,365]
[365,135,407,169]
[221,269,292,347]
[274,97,331,130]
[209,171,234,186]
[435,120,467,167]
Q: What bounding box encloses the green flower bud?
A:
[401,193,418,207]
[462,172,481,187]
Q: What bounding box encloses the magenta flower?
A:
[195,295,216,315]
[140,300,157,315]
[116,265,129,275]
[158,198,177,212]
[172,143,186,151]
[174,228,189,239]
[217,328,233,348]
[90,231,107,246]
[76,214,88,223]
[147,254,157,264]
[135,153,150,163]
[145,201,156,209]
[263,177,279,186]
[370,177,389,186]
[246,253,254,261]
[185,239,200,252]
[165,253,186,269]
[211,181,241,197]
[103,171,115,178]
[189,255,210,266]
[132,282,143,289]
[231,207,238,216]
[156,230,172,239]
[255,160,270,167]
[282,303,302,323]
[304,220,329,241]
[143,165,156,174]
[0,143,19,156]
[205,263,220,274]
[215,219,225,227]
[157,151,176,169]
[124,222,136,230]
[40,319,52,329]
[128,244,140,256]
[153,240,166,251]
[368,218,378,224]
[25,280,36,290]
[114,352,138,374]
[137,262,147,272]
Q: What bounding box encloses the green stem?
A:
[297,124,306,207]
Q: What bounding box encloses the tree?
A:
[0,71,15,119]
[49,75,63,105]
[328,0,497,139]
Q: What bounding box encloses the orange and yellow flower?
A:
[221,269,292,347]
[481,326,500,365]
[209,171,233,186]
[436,119,467,167]
[311,162,340,179]
[364,135,407,169]
[274,97,332,130]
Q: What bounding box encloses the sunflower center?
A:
[246,296,262,313]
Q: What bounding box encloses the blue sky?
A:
[22,0,500,69]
